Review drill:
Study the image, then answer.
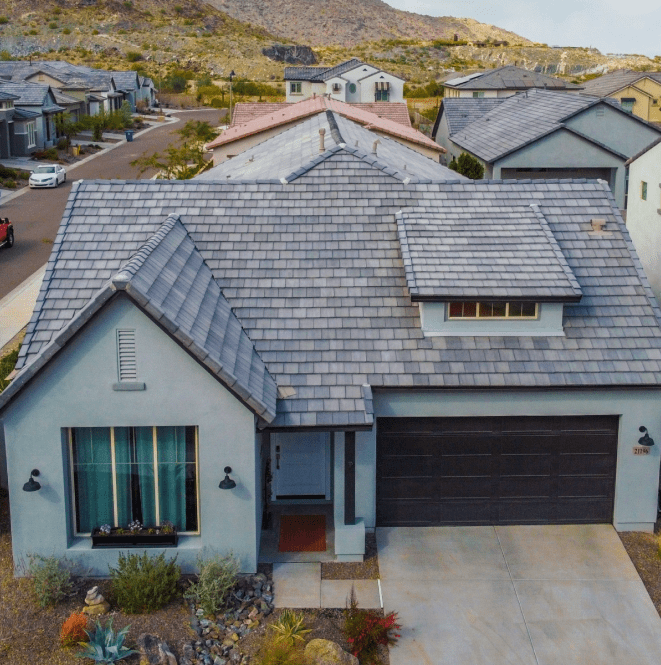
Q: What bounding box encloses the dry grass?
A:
[0,494,193,664]
[619,528,661,617]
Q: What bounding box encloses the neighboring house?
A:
[581,70,661,123]
[208,96,444,165]
[434,89,661,208]
[624,137,661,301]
[0,81,65,154]
[230,101,411,128]
[1,125,661,574]
[284,58,404,104]
[442,65,583,98]
[0,89,19,160]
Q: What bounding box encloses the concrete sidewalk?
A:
[0,265,45,350]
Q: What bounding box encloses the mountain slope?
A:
[204,0,529,47]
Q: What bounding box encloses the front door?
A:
[271,432,331,500]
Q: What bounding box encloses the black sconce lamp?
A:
[22,469,41,492]
[639,426,655,447]
[219,466,236,490]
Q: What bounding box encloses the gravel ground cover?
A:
[619,524,661,617]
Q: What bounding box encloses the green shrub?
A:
[253,641,305,665]
[92,29,99,35]
[77,618,137,662]
[29,29,38,35]
[123,0,133,8]
[184,551,239,615]
[0,16,8,24]
[344,586,400,664]
[270,609,311,646]
[126,51,142,62]
[0,348,19,392]
[448,151,485,179]
[33,147,59,161]
[62,28,71,34]
[48,22,58,29]
[57,137,68,150]
[109,551,180,613]
[27,554,75,607]
[3,179,16,188]
[0,165,18,178]
[210,97,227,108]
[19,170,29,180]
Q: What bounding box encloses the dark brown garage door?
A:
[376,416,618,526]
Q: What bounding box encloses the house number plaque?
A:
[633,446,651,455]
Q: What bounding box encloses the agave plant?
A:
[76,618,137,663]
[270,609,312,645]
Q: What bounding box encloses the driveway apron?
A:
[377,525,661,665]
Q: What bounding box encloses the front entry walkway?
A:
[377,525,661,665]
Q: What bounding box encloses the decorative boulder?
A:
[304,639,358,665]
[136,633,177,665]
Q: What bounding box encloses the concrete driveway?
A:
[377,525,661,665]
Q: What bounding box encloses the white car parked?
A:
[28,164,67,188]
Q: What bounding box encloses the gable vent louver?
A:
[117,329,137,381]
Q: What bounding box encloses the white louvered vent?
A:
[117,329,137,382]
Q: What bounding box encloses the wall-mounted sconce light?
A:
[22,469,41,492]
[639,426,655,447]
[219,466,236,490]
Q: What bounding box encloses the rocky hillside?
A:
[205,0,529,47]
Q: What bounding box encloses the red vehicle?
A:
[0,218,13,249]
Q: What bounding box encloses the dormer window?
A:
[448,301,538,319]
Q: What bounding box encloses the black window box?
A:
[91,528,178,548]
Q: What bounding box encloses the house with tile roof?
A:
[0,89,19,160]
[0,81,65,154]
[284,58,404,104]
[442,65,584,98]
[581,70,661,123]
[2,113,661,574]
[434,89,661,208]
[208,96,444,166]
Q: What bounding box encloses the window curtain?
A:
[114,427,156,527]
[157,426,197,531]
[72,428,114,533]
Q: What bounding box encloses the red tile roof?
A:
[208,97,442,152]
[231,101,412,128]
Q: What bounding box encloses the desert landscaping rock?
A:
[82,585,110,615]
[137,633,178,665]
[305,638,359,665]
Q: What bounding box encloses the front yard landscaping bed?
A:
[322,533,380,580]
[619,528,661,617]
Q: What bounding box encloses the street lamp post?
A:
[229,70,235,126]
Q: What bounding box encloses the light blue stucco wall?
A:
[1,295,261,575]
[493,129,626,207]
[366,388,661,532]
[564,105,661,161]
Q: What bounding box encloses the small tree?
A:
[54,112,81,149]
[448,151,485,180]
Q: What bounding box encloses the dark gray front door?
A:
[376,416,618,526]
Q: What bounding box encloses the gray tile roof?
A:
[444,66,583,91]
[396,203,582,301]
[199,111,464,184]
[0,81,50,106]
[109,71,140,91]
[2,214,277,423]
[11,175,661,428]
[581,69,661,97]
[438,98,505,135]
[284,59,365,82]
[450,89,612,163]
[12,107,41,119]
[0,90,19,101]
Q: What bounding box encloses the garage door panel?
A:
[438,455,492,476]
[377,500,436,525]
[438,477,492,498]
[376,416,617,526]
[439,501,493,524]
[500,454,552,476]
[379,477,434,500]
[379,455,432,477]
[559,453,615,476]
[558,477,612,498]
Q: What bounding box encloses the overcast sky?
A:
[383,0,660,58]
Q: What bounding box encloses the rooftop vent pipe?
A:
[590,218,609,233]
[372,139,381,155]
[319,128,326,152]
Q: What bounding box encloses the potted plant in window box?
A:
[91,520,178,548]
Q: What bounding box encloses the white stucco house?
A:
[1,109,661,577]
[284,58,404,104]
[625,137,661,302]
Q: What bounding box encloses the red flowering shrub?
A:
[343,586,400,664]
[60,612,88,647]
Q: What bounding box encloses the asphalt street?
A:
[0,108,224,300]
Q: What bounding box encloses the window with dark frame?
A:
[290,82,302,94]
[448,301,538,319]
[642,181,648,200]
